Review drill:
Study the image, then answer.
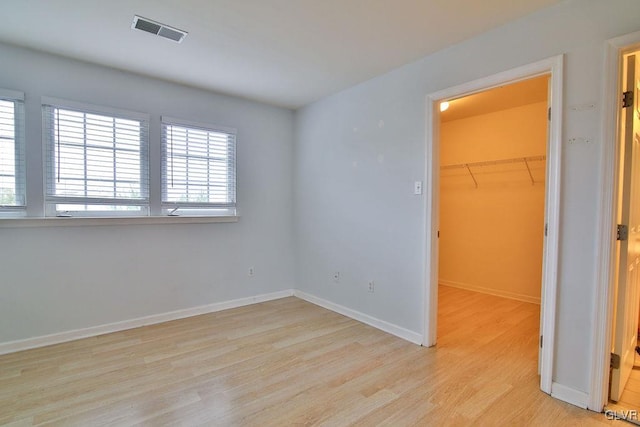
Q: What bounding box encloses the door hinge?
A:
[544,223,548,237]
[623,90,634,108]
[437,230,440,238]
[540,335,543,348]
[548,107,551,121]
[611,352,621,369]
[617,224,629,241]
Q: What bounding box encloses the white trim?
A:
[161,115,237,135]
[0,88,24,101]
[294,290,423,345]
[541,55,564,395]
[0,289,426,356]
[551,382,589,409]
[0,289,293,355]
[423,93,439,347]
[590,30,640,413]
[424,55,563,396]
[41,96,149,121]
[439,281,541,305]
[0,215,239,228]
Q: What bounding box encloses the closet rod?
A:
[440,155,546,170]
[441,155,546,188]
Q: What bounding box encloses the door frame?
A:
[422,55,564,395]
[590,30,640,412]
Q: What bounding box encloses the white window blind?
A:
[43,100,149,216]
[0,90,25,217]
[161,117,236,216]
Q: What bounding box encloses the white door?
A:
[611,53,640,402]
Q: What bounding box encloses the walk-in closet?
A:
[438,76,549,304]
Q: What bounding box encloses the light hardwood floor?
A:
[619,362,640,408]
[0,287,618,426]
[606,354,640,424]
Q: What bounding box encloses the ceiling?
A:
[0,0,562,109]
[441,75,549,122]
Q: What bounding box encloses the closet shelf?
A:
[441,155,546,188]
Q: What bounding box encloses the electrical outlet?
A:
[368,281,375,293]
[333,272,340,283]
[249,267,254,276]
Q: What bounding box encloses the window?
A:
[0,94,238,223]
[0,89,25,217]
[43,99,149,216]
[162,117,236,216]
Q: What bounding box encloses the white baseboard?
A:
[440,280,541,304]
[0,289,294,355]
[551,382,589,409]
[293,290,422,345]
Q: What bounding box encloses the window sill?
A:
[0,215,239,228]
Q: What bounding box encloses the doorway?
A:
[590,30,640,413]
[423,56,564,395]
[437,76,548,396]
[605,49,640,418]
[438,76,548,306]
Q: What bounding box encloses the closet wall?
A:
[439,100,547,303]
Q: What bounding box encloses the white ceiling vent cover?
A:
[131,15,187,43]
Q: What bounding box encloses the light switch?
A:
[414,181,422,195]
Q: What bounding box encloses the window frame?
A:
[161,116,237,217]
[0,95,240,226]
[42,97,150,218]
[0,88,26,218]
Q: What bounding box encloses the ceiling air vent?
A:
[131,15,187,43]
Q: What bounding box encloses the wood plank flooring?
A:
[620,367,640,407]
[606,353,640,424]
[0,287,618,426]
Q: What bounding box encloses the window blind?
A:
[43,102,149,216]
[161,118,236,215]
[0,92,25,216]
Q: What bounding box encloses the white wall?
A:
[293,0,640,395]
[0,43,295,343]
